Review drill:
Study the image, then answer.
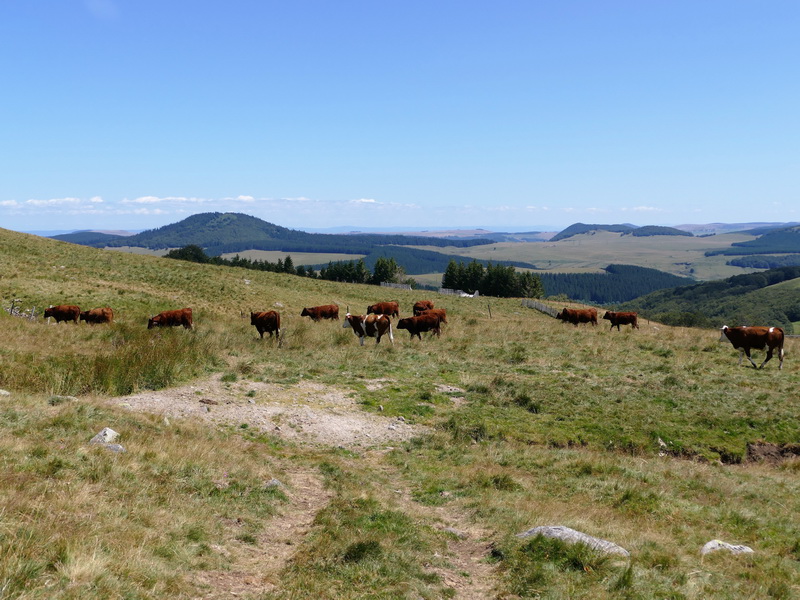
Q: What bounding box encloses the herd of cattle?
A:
[40,301,785,369]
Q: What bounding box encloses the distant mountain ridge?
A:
[550,223,691,242]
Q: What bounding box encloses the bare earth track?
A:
[112,375,497,599]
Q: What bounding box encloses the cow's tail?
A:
[387,321,394,344]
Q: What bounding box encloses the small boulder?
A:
[0,389,10,397]
[517,525,630,557]
[90,427,120,445]
[701,540,754,556]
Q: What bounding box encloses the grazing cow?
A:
[342,313,394,346]
[720,325,785,370]
[250,311,280,339]
[412,300,434,316]
[300,304,339,322]
[367,301,399,318]
[79,307,114,324]
[44,305,81,324]
[417,308,448,325]
[556,307,598,327]
[603,311,638,331]
[148,307,193,330]
[397,314,441,339]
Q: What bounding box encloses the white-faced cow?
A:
[251,311,280,339]
[603,311,638,331]
[342,313,393,346]
[720,325,785,370]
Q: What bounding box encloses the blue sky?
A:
[1,1,798,233]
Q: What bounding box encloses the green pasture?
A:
[406,230,759,281]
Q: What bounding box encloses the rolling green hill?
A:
[619,266,800,332]
[1,226,800,598]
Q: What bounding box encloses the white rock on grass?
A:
[701,540,754,556]
[90,427,120,445]
[517,525,630,557]
[0,389,10,397]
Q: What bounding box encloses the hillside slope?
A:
[620,266,800,331]
[1,227,799,599]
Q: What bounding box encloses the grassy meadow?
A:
[409,230,760,281]
[1,228,799,599]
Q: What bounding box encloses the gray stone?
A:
[90,427,120,445]
[701,540,754,556]
[264,478,284,489]
[516,525,630,557]
[443,527,468,539]
[103,444,126,453]
[0,389,10,397]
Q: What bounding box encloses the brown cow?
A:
[412,300,434,316]
[300,304,339,321]
[417,308,447,325]
[720,325,785,369]
[342,313,393,346]
[603,311,638,331]
[397,314,441,339]
[367,301,399,318]
[251,311,280,339]
[79,307,114,324]
[44,305,81,324]
[148,308,193,330]
[556,307,598,327]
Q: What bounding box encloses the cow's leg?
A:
[359,336,365,347]
[759,349,773,369]
[387,324,394,344]
[743,349,759,369]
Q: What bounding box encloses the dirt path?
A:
[113,375,497,599]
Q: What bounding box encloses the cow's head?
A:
[147,316,159,329]
[250,312,258,324]
[300,307,310,317]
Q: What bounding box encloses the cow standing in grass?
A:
[44,305,81,324]
[413,300,434,316]
[397,314,441,339]
[148,308,193,330]
[556,307,598,327]
[603,311,638,331]
[342,313,393,346]
[300,304,339,322]
[251,311,280,339]
[367,301,399,318]
[80,307,114,324]
[720,325,785,369]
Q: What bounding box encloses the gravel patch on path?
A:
[113,374,427,448]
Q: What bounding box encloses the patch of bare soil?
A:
[113,376,496,599]
[114,374,427,448]
[365,450,498,600]
[191,468,333,599]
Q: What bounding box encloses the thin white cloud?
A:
[350,198,379,204]
[630,205,663,212]
[25,197,83,206]
[0,200,18,207]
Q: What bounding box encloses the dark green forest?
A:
[728,255,800,269]
[619,266,800,332]
[626,225,692,237]
[539,265,694,304]
[705,226,800,256]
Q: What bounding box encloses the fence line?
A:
[380,282,412,291]
[439,288,480,298]
[521,298,559,318]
